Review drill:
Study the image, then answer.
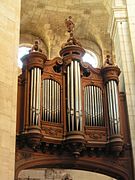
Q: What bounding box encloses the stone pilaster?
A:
[108,2,135,178]
[0,1,21,180]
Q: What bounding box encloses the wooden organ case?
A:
[16,18,133,180]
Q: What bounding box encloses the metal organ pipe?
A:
[42,79,45,121]
[114,81,120,134]
[99,88,103,126]
[85,86,88,126]
[30,69,34,125]
[75,61,79,131]
[36,68,39,125]
[106,80,120,136]
[44,80,47,121]
[54,81,56,122]
[38,69,41,125]
[84,86,104,127]
[89,86,91,126]
[77,62,82,130]
[66,60,82,132]
[56,82,59,122]
[107,82,114,135]
[97,88,100,125]
[67,66,71,131]
[93,86,96,126]
[111,81,117,134]
[49,80,52,121]
[42,79,61,123]
[33,68,36,125]
[30,68,41,126]
[70,61,74,131]
[47,80,49,120]
[52,80,54,122]
[91,86,94,126]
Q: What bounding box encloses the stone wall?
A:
[0,0,21,179]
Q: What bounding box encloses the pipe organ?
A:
[17,39,124,156]
[17,18,127,158]
[16,18,133,180]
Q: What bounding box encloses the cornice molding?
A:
[108,6,127,39]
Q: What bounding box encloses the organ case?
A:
[16,40,124,156]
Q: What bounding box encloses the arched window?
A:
[83,50,98,68]
[18,46,31,68]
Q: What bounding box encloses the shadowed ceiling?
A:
[20,0,112,59]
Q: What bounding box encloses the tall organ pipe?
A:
[70,61,74,131]
[35,68,39,125]
[84,86,104,127]
[75,61,79,130]
[107,82,113,135]
[42,79,45,120]
[78,62,82,130]
[38,69,41,126]
[33,68,36,125]
[89,86,92,126]
[67,66,71,131]
[56,81,61,123]
[42,79,61,123]
[44,80,47,120]
[52,80,54,122]
[66,60,82,132]
[113,81,120,134]
[106,80,120,135]
[56,82,59,122]
[54,81,57,122]
[30,69,34,125]
[30,67,41,126]
[47,80,49,120]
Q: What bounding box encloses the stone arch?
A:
[15,154,129,180]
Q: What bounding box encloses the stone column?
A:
[109,1,135,177]
[0,1,21,180]
[126,0,135,64]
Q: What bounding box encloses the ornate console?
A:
[16,17,133,180]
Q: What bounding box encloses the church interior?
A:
[0,0,135,180]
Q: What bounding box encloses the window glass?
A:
[18,47,31,68]
[83,50,98,68]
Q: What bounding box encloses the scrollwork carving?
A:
[16,151,32,161]
[85,131,106,141]
[42,126,63,137]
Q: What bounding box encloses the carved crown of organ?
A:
[17,17,124,157]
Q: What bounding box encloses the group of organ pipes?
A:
[42,79,61,123]
[17,19,124,156]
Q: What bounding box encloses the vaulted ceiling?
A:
[20,0,113,59]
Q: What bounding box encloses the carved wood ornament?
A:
[16,17,133,180]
